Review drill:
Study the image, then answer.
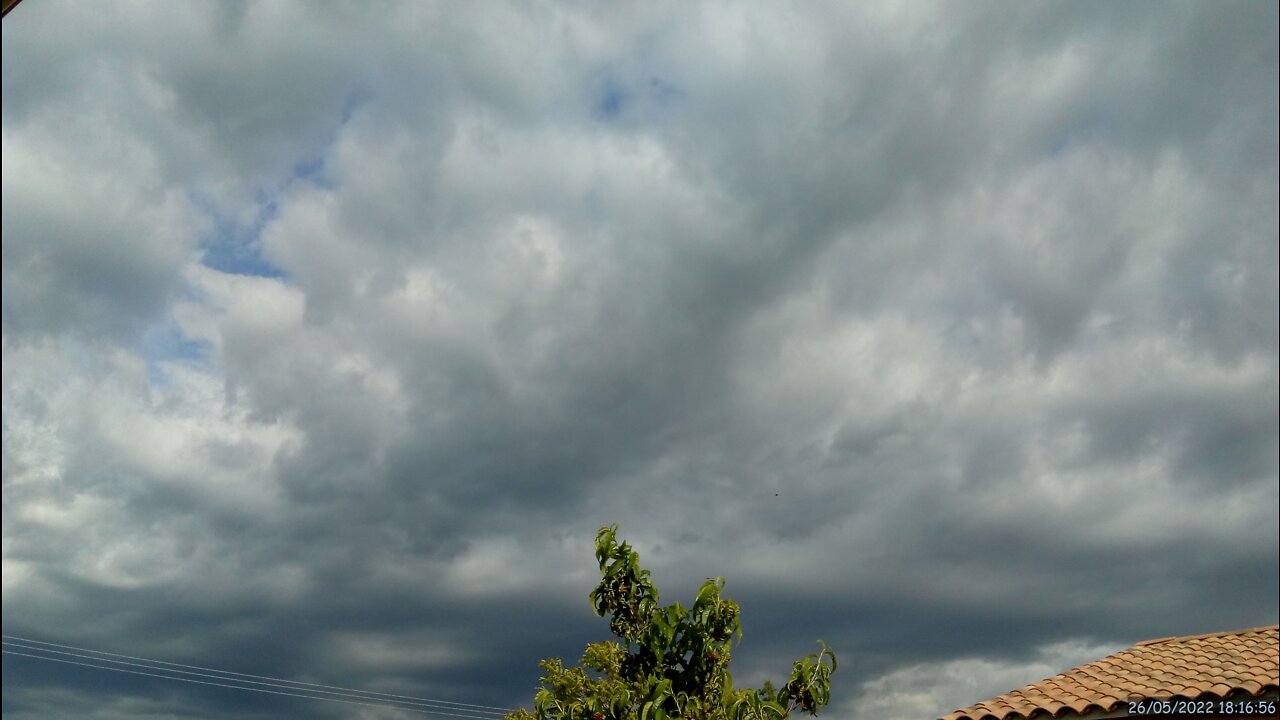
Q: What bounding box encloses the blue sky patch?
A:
[591,68,685,124]
[141,317,212,388]
[191,190,286,279]
[291,154,334,189]
[594,78,627,120]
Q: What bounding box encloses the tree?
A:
[505,525,837,720]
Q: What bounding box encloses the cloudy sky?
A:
[2,1,1277,718]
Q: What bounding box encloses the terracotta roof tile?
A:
[939,625,1279,720]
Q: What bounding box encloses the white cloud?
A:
[850,638,1129,720]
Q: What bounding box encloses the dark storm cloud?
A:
[1,135,191,343]
[3,2,1276,719]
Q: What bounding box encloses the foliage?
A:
[506,525,837,720]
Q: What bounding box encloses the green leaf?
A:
[694,577,725,609]
[518,525,839,720]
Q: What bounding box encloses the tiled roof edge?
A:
[939,626,1278,720]
[1133,624,1278,647]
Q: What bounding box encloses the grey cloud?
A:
[3,2,1276,719]
[1,137,191,343]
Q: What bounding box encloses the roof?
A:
[940,625,1280,720]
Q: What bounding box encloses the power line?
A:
[3,649,478,718]
[2,640,505,719]
[1,634,513,714]
[2,636,523,720]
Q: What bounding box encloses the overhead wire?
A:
[2,635,519,719]
[3,649,448,717]
[2,634,512,712]
[1,649,484,718]
[1,641,504,719]
[1,632,509,712]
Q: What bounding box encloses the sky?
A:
[1,1,1277,719]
